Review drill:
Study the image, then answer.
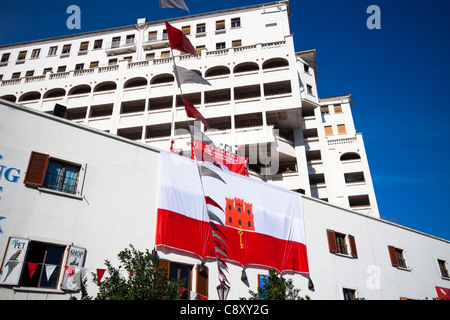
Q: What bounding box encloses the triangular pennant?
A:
[80,267,89,281]
[45,264,57,282]
[27,262,39,279]
[165,22,197,57]
[199,165,226,184]
[65,266,75,276]
[96,269,106,283]
[159,0,189,12]
[184,100,210,129]
[175,66,211,86]
[200,295,208,300]
[205,196,224,213]
[189,291,197,300]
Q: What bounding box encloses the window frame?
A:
[388,245,409,270]
[326,229,358,258]
[231,18,241,29]
[48,46,58,56]
[437,259,449,279]
[24,151,85,198]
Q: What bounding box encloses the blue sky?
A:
[1,0,449,240]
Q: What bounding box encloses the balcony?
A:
[142,35,170,50]
[106,39,137,56]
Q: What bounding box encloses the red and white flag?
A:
[184,100,210,129]
[165,22,197,57]
[155,152,309,274]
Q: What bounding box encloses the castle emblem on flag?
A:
[225,198,255,231]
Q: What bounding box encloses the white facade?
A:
[0,100,449,301]
[0,1,378,217]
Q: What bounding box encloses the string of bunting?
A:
[21,262,208,299]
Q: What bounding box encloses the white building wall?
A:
[0,100,449,300]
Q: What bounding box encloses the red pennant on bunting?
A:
[96,269,106,284]
[65,266,75,276]
[165,22,198,57]
[27,262,39,279]
[184,100,210,129]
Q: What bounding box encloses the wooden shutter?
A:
[159,259,170,276]
[388,246,399,267]
[326,229,338,253]
[196,264,208,300]
[338,124,346,134]
[324,126,333,135]
[348,235,358,258]
[24,152,49,187]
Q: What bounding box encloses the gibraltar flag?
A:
[155,151,309,274]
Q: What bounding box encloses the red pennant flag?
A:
[184,100,210,129]
[27,262,39,279]
[65,266,75,276]
[200,295,208,300]
[165,22,198,57]
[96,269,106,284]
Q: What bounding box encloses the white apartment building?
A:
[0,1,378,217]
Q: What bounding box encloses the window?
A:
[216,20,225,31]
[126,34,135,45]
[1,53,10,62]
[388,246,408,269]
[160,260,195,299]
[216,42,226,50]
[146,53,155,60]
[161,51,170,58]
[343,288,356,300]
[337,124,346,134]
[344,172,365,184]
[231,18,241,28]
[75,63,84,71]
[111,37,121,48]
[182,26,191,35]
[57,66,67,73]
[304,64,310,73]
[108,58,118,66]
[196,45,205,55]
[48,46,58,56]
[11,72,21,79]
[25,70,35,77]
[326,229,358,258]
[79,41,89,52]
[196,23,206,34]
[162,30,168,40]
[62,44,71,54]
[93,39,103,49]
[43,68,52,75]
[19,241,65,289]
[232,40,242,47]
[321,106,329,114]
[24,151,83,196]
[334,104,342,113]
[17,51,27,60]
[90,61,99,68]
[148,31,158,41]
[307,84,313,95]
[438,260,449,278]
[324,125,333,135]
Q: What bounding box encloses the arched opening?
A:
[205,66,230,78]
[262,58,289,70]
[68,85,91,96]
[0,95,16,103]
[340,152,361,161]
[19,91,41,102]
[150,74,174,85]
[43,88,66,99]
[124,77,148,89]
[233,62,259,74]
[94,81,117,92]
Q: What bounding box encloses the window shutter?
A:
[159,259,170,276]
[196,264,208,300]
[326,229,338,253]
[348,235,358,258]
[24,152,49,187]
[388,246,399,267]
